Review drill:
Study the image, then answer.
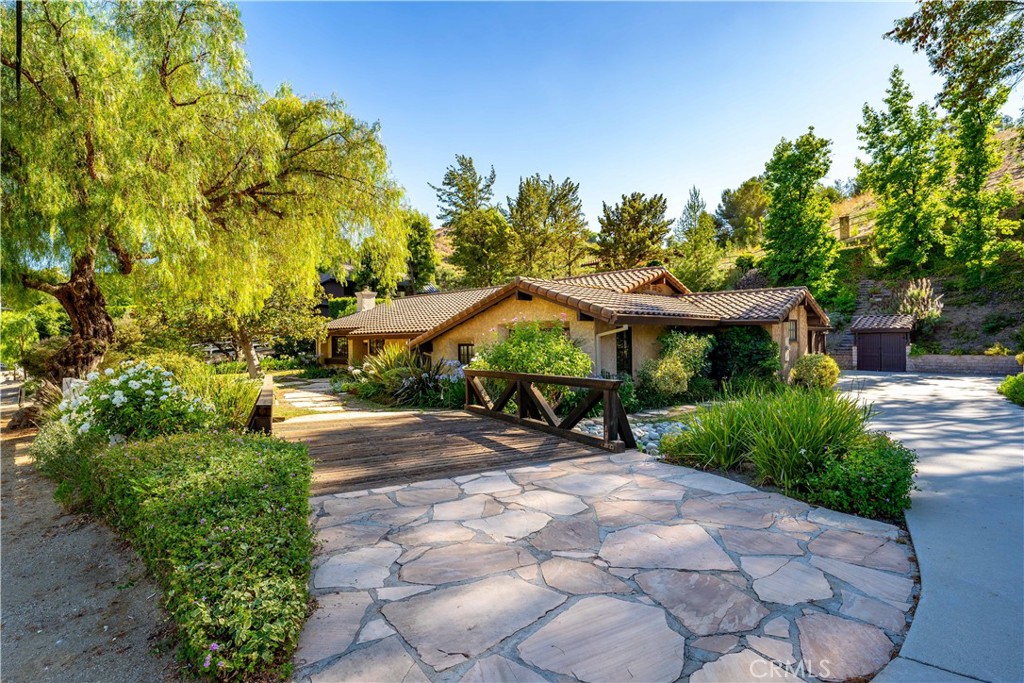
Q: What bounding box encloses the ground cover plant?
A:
[661,386,917,521]
[30,361,313,681]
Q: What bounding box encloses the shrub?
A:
[981,312,1015,334]
[634,332,715,406]
[472,320,592,378]
[789,354,841,388]
[212,360,247,375]
[819,285,858,316]
[60,361,221,442]
[343,346,463,408]
[31,421,106,509]
[984,342,1013,356]
[805,433,918,521]
[174,368,261,430]
[89,433,312,679]
[709,327,780,381]
[998,374,1024,406]
[745,389,871,494]
[661,402,751,471]
[21,335,67,379]
[260,355,307,371]
[685,375,718,402]
[735,268,771,290]
[1016,352,1024,367]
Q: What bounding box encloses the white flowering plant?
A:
[59,361,220,442]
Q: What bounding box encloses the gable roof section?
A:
[850,314,915,333]
[327,287,500,336]
[555,267,690,294]
[684,287,828,324]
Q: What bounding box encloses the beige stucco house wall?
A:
[765,304,808,377]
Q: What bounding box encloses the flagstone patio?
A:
[295,452,917,683]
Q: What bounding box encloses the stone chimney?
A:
[355,288,377,313]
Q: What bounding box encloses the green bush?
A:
[174,368,261,430]
[981,312,1015,334]
[344,346,463,408]
[61,362,221,441]
[819,285,858,316]
[789,354,841,388]
[212,360,247,375]
[635,332,715,407]
[998,373,1024,406]
[805,433,918,520]
[709,327,780,381]
[1016,352,1024,367]
[472,320,592,378]
[984,342,1013,356]
[31,421,106,509]
[21,335,67,379]
[90,433,312,678]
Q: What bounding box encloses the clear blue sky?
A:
[238,2,1022,226]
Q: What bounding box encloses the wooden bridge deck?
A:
[274,410,605,495]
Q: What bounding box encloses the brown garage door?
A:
[856,333,907,371]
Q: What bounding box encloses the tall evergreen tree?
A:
[505,175,556,277]
[671,210,725,292]
[857,66,951,270]
[595,193,672,270]
[673,187,706,245]
[715,177,769,247]
[548,177,592,277]
[430,154,496,227]
[945,89,1020,277]
[761,128,840,296]
[405,210,438,291]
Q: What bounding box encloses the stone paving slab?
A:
[295,451,918,682]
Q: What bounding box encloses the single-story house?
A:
[319,267,831,377]
[316,271,439,318]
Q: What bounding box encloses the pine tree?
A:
[670,193,725,292]
[714,177,769,248]
[595,193,672,269]
[857,66,950,270]
[405,210,438,291]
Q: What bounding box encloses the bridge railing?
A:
[462,369,636,453]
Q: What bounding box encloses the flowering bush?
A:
[472,319,591,378]
[59,361,220,442]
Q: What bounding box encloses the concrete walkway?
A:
[840,372,1024,683]
[295,451,917,682]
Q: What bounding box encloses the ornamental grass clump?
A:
[660,400,751,471]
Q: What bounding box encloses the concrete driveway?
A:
[840,372,1024,683]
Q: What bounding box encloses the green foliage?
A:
[1,3,403,380]
[670,188,726,291]
[761,128,841,297]
[343,346,462,408]
[818,284,858,316]
[887,278,944,334]
[60,362,221,442]
[0,308,39,367]
[789,354,841,388]
[595,193,673,269]
[945,91,1021,277]
[715,177,768,248]
[857,67,950,270]
[984,342,1013,356]
[327,297,358,319]
[805,433,919,520]
[30,421,107,510]
[504,174,592,278]
[406,209,438,291]
[1017,351,1024,366]
[39,431,313,679]
[888,1,1024,111]
[20,337,69,380]
[708,327,781,381]
[981,312,1016,334]
[472,321,592,378]
[998,373,1024,405]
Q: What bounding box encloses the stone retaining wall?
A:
[906,354,1021,376]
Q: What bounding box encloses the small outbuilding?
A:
[850,314,915,372]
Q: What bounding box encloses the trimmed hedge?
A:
[32,429,313,680]
[789,353,841,388]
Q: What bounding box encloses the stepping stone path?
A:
[296,454,918,682]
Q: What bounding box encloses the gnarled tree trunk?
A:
[26,253,116,384]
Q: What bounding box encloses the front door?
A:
[615,328,633,376]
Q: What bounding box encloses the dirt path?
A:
[1,380,179,683]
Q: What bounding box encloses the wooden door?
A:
[857,333,906,371]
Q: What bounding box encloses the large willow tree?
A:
[1,1,404,381]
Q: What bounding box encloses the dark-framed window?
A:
[331,335,348,363]
[616,328,633,376]
[788,320,798,342]
[458,343,475,366]
[368,339,385,355]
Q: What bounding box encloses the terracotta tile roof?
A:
[683,287,816,322]
[327,287,500,335]
[554,267,689,293]
[850,314,915,332]
[518,279,717,321]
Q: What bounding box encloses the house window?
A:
[331,336,348,364]
[616,328,633,376]
[367,339,385,355]
[788,320,798,343]
[458,343,475,366]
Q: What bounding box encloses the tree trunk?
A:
[236,331,262,379]
[32,254,116,384]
